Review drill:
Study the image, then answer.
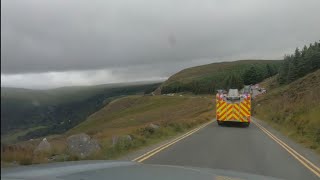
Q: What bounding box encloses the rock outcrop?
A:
[66,133,101,158]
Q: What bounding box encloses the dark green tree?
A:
[278,41,320,85]
[243,66,258,85]
[266,64,275,77]
[294,48,301,58]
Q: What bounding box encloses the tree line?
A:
[278,41,320,84]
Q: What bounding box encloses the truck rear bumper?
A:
[217,119,250,123]
[217,120,250,127]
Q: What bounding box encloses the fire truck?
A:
[216,89,251,127]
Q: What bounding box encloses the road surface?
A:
[140,119,319,180]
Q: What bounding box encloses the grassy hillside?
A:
[253,70,320,153]
[1,94,215,165]
[70,95,213,136]
[1,82,161,143]
[160,60,281,94]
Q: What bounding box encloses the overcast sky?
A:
[1,0,320,89]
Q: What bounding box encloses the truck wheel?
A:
[243,122,250,127]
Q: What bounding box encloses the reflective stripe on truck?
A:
[216,93,251,122]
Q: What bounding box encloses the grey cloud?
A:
[1,68,166,89]
[1,0,320,87]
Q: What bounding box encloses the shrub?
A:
[19,157,33,165]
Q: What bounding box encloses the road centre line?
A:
[132,120,214,162]
[253,120,320,178]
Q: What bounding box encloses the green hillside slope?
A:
[70,95,213,135]
[253,70,320,153]
[1,82,161,142]
[160,60,281,94]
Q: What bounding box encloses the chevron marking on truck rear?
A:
[217,101,227,112]
[216,93,251,122]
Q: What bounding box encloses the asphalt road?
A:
[142,119,319,180]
